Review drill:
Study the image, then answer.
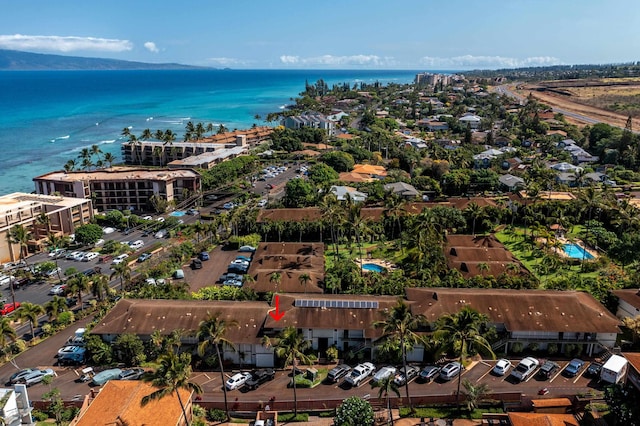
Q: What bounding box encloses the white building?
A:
[0,384,34,426]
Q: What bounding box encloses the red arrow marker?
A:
[269,294,285,321]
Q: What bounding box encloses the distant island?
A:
[0,49,208,70]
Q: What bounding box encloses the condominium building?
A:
[281,113,336,136]
[33,168,201,213]
[0,192,93,263]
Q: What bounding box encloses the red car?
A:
[265,183,274,189]
[0,302,20,315]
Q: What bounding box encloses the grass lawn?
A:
[324,241,393,270]
[495,228,599,286]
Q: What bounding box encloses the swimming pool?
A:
[169,211,186,217]
[563,243,594,260]
[362,263,386,273]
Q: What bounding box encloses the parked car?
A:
[83,268,99,277]
[191,259,203,269]
[142,215,153,221]
[155,217,165,223]
[419,365,441,383]
[372,366,397,385]
[57,345,86,358]
[129,240,144,250]
[92,368,123,386]
[225,372,252,390]
[137,253,153,263]
[199,251,210,261]
[98,255,113,264]
[48,248,65,258]
[236,255,251,262]
[112,254,129,265]
[345,362,375,387]
[154,229,168,239]
[18,369,56,386]
[58,347,86,365]
[394,365,420,386]
[65,251,81,260]
[439,362,463,381]
[0,302,21,315]
[538,360,560,380]
[586,362,603,378]
[223,279,243,287]
[327,364,352,383]
[238,245,256,252]
[82,252,99,262]
[102,227,116,234]
[49,285,66,296]
[186,208,199,215]
[8,368,38,385]
[173,269,185,279]
[510,357,539,382]
[564,359,585,377]
[244,369,275,390]
[0,275,14,287]
[493,359,512,376]
[118,368,145,381]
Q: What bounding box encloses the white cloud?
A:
[0,34,133,52]
[205,57,254,67]
[279,54,396,67]
[144,41,159,53]
[420,54,562,69]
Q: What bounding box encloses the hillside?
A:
[0,49,206,70]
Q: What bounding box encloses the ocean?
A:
[0,69,420,194]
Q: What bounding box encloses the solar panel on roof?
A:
[293,299,379,309]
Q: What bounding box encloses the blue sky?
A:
[0,0,638,70]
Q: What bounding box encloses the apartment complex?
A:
[33,168,201,213]
[121,126,272,166]
[0,192,92,263]
[281,113,336,136]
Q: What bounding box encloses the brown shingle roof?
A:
[622,352,640,374]
[445,235,526,277]
[406,288,621,334]
[264,293,400,339]
[91,299,270,344]
[508,412,579,426]
[613,289,640,310]
[75,380,191,426]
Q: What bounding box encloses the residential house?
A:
[417,119,449,131]
[0,192,93,263]
[612,288,640,320]
[383,182,420,199]
[281,113,335,136]
[458,114,482,129]
[556,172,578,186]
[506,412,579,426]
[623,352,640,392]
[404,137,429,149]
[0,384,34,426]
[351,164,387,179]
[34,168,201,213]
[444,234,527,278]
[558,139,599,164]
[550,162,583,173]
[71,380,192,426]
[330,185,367,202]
[473,148,504,168]
[499,174,525,192]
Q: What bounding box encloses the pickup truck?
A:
[345,362,375,387]
[510,357,539,382]
[244,369,275,390]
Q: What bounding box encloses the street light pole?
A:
[9,275,16,307]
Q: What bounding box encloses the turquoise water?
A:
[169,211,186,217]
[563,243,594,260]
[362,263,386,272]
[0,69,420,193]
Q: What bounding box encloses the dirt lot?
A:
[183,246,239,291]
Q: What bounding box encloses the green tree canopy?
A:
[334,396,374,426]
[74,224,103,245]
[306,162,339,185]
[283,178,316,208]
[320,151,355,172]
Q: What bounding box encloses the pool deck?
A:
[355,258,397,271]
[555,238,598,260]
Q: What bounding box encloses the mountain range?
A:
[0,49,206,70]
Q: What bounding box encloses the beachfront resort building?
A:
[121,126,272,167]
[33,168,201,213]
[0,192,93,263]
[281,113,336,136]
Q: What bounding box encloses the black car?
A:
[586,362,603,377]
[419,365,441,383]
[537,360,560,380]
[191,259,203,270]
[327,364,352,383]
[244,369,275,390]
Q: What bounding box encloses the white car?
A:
[372,366,396,384]
[155,217,165,222]
[48,248,65,258]
[111,254,129,265]
[0,275,14,286]
[82,252,99,262]
[257,199,267,208]
[493,359,512,376]
[129,240,144,250]
[510,357,539,382]
[102,227,116,234]
[345,362,375,387]
[225,372,252,390]
[142,215,153,221]
[72,251,86,261]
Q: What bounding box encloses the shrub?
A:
[277,413,309,422]
[207,408,227,422]
[547,343,559,355]
[511,342,524,354]
[56,311,75,327]
[563,343,577,357]
[527,342,540,353]
[31,410,48,421]
[335,396,373,426]
[326,346,339,363]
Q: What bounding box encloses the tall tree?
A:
[371,374,400,425]
[0,317,17,360]
[7,225,32,267]
[141,349,202,426]
[434,306,495,412]
[273,326,314,416]
[197,313,238,421]
[66,274,90,310]
[16,302,45,343]
[111,261,132,294]
[44,296,68,323]
[298,273,311,294]
[373,299,426,413]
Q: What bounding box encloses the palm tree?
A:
[0,317,17,360]
[371,374,399,425]
[298,273,311,294]
[66,274,90,310]
[44,296,67,323]
[373,299,426,413]
[16,302,44,343]
[141,349,202,426]
[197,313,238,420]
[433,306,495,412]
[103,152,116,168]
[461,379,490,412]
[140,128,153,140]
[45,233,65,282]
[91,273,110,301]
[7,225,32,267]
[111,261,132,294]
[269,272,282,293]
[273,326,314,416]
[90,144,103,162]
[63,159,77,172]
[465,202,484,236]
